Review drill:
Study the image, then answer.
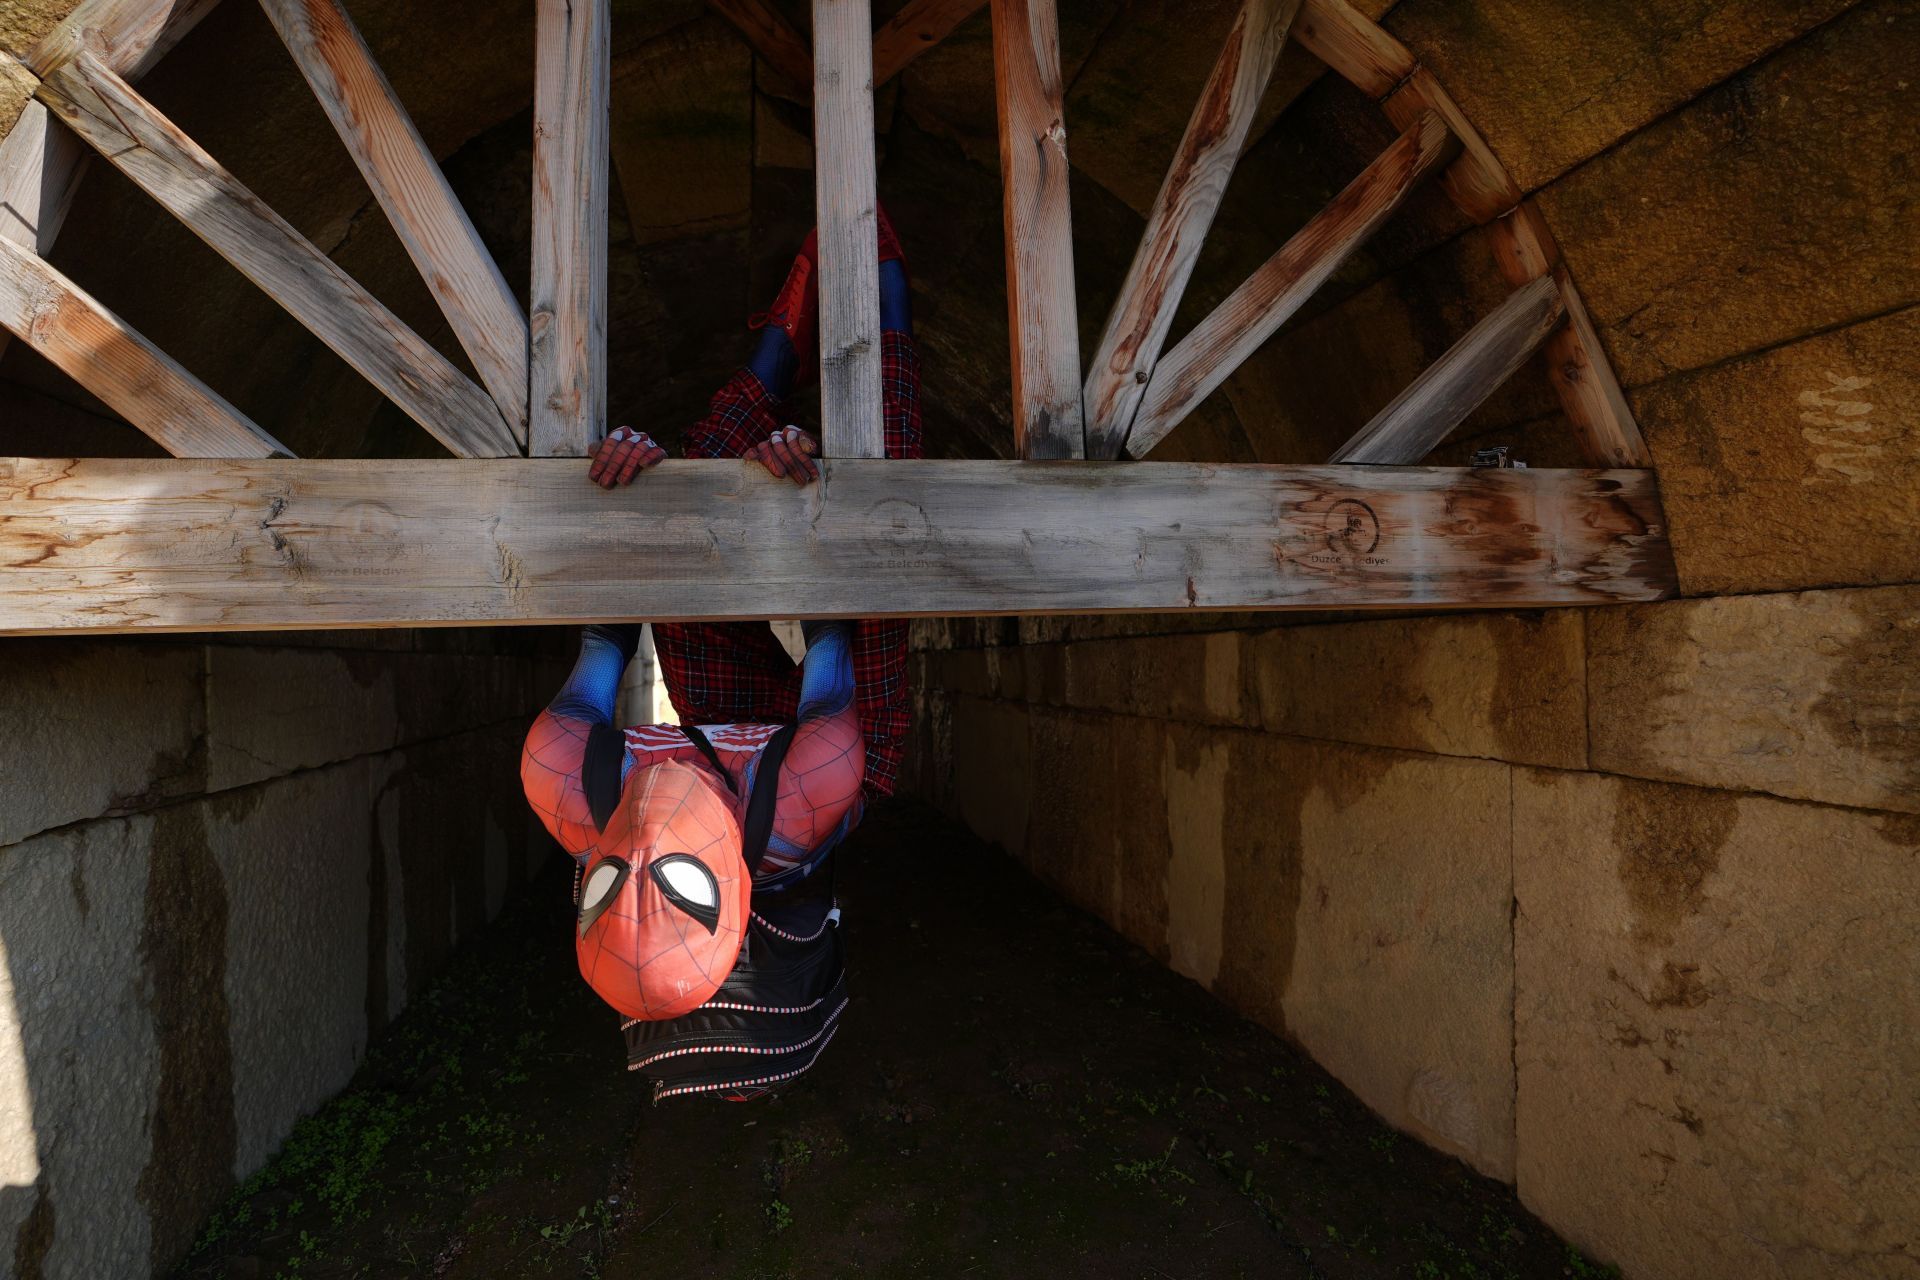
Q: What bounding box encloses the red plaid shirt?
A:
[656,332,923,802]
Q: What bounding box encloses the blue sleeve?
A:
[547,624,641,725]
[796,621,855,721]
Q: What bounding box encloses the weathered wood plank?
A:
[0,235,288,458]
[991,0,1084,460]
[1128,111,1456,458]
[1381,66,1520,223]
[531,0,610,458]
[1331,273,1564,464]
[260,0,530,445]
[1082,0,1303,459]
[1294,0,1413,99]
[37,52,519,458]
[1488,202,1651,467]
[0,458,1676,633]
[704,0,814,91]
[2,0,221,360]
[876,0,988,86]
[25,0,223,79]
[813,0,886,459]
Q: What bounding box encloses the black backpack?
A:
[617,722,848,1102]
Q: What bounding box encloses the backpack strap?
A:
[583,723,628,833]
[740,723,799,877]
[677,724,735,794]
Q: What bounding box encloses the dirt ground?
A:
[176,801,1615,1280]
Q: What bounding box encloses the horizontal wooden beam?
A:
[0,458,1675,634]
[38,51,519,458]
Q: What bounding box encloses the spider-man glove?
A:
[589,426,668,489]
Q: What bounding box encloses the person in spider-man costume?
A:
[587,204,921,808]
[521,617,863,1021]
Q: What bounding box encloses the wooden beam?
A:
[1381,67,1519,223]
[875,0,988,86]
[0,235,288,457]
[1293,0,1414,99]
[813,0,885,459]
[1488,202,1652,467]
[1331,274,1564,464]
[0,458,1676,634]
[1127,111,1456,458]
[991,0,1084,459]
[25,0,223,79]
[531,0,611,458]
[1,0,222,361]
[37,53,519,458]
[704,0,814,92]
[1082,0,1303,459]
[260,0,531,445]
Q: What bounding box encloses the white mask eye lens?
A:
[656,858,717,906]
[650,855,722,935]
[577,858,630,938]
[582,863,623,911]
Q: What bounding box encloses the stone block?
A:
[1540,1,1920,387]
[0,0,78,61]
[610,16,752,245]
[950,695,1032,857]
[0,640,206,847]
[211,763,372,1178]
[1589,587,1920,814]
[1635,306,1920,596]
[1513,769,1920,1279]
[1390,0,1853,192]
[0,816,159,1279]
[1249,610,1586,768]
[1277,739,1516,1178]
[1024,708,1171,951]
[1059,632,1254,727]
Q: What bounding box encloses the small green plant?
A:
[765,1198,794,1234]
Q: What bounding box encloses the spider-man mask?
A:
[575,759,749,1021]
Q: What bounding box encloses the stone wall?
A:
[0,631,568,1278]
[904,2,1918,1278]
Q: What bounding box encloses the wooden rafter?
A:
[1331,274,1565,464]
[1083,0,1303,459]
[1293,0,1414,99]
[813,0,886,459]
[25,0,225,81]
[0,458,1676,634]
[531,0,610,457]
[260,0,531,445]
[991,0,1083,459]
[704,0,814,91]
[1127,110,1457,458]
[875,0,989,86]
[1488,203,1651,467]
[36,52,519,458]
[0,234,288,457]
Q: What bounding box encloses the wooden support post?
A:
[813,0,886,459]
[1082,0,1302,459]
[0,458,1676,634]
[37,52,518,458]
[1331,274,1564,464]
[876,0,989,86]
[1293,0,1414,99]
[991,0,1084,459]
[704,0,814,92]
[0,235,288,457]
[531,0,610,458]
[1127,111,1456,458]
[1488,202,1652,467]
[261,0,531,446]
